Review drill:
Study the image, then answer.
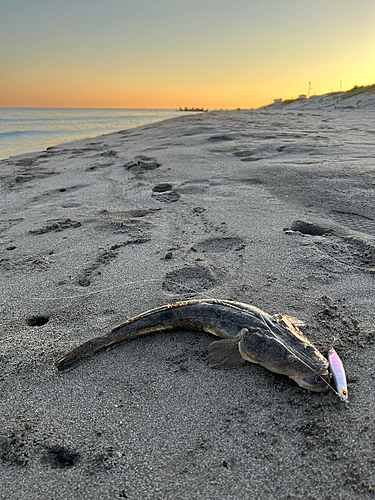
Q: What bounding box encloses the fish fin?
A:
[274,313,305,329]
[207,339,245,368]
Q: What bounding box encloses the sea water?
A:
[0,108,182,160]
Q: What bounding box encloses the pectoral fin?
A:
[207,339,245,368]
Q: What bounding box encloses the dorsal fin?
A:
[274,313,305,329]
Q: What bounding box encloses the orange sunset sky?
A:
[1,0,375,109]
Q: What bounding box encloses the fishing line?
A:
[208,300,344,400]
[8,272,347,400]
[257,310,343,400]
[33,278,161,301]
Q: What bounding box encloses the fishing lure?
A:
[328,348,349,403]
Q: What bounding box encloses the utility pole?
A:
[308,81,312,97]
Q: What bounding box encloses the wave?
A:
[0,117,57,123]
[0,129,60,138]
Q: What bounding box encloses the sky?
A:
[1,0,375,109]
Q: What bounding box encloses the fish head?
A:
[238,320,329,382]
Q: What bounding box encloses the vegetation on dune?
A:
[341,84,375,99]
[278,98,298,107]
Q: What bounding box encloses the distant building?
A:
[273,98,282,105]
[298,94,307,99]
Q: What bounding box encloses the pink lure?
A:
[328,348,348,402]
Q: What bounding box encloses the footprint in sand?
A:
[290,220,331,236]
[162,262,225,295]
[288,219,375,272]
[0,253,50,273]
[151,184,180,203]
[28,218,82,234]
[195,236,245,253]
[124,156,160,172]
[41,446,80,470]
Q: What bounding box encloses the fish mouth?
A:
[291,371,330,392]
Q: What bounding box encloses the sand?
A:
[1,109,375,499]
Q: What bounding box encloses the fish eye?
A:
[341,390,348,397]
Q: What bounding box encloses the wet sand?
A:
[1,109,375,499]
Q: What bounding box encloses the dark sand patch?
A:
[26,315,50,327]
[289,219,332,236]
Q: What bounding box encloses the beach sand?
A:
[1,109,375,499]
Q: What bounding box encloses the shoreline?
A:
[0,108,183,161]
[1,109,374,499]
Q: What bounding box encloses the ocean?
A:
[0,108,182,160]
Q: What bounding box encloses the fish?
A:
[328,348,349,403]
[54,299,331,392]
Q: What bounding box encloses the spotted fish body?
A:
[54,299,329,391]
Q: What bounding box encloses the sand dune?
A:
[264,83,375,110]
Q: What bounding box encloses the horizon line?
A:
[0,106,182,110]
